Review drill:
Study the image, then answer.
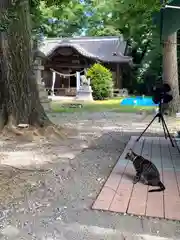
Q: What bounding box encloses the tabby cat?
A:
[125,149,165,192]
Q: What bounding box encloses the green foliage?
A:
[86,63,113,100]
[109,0,163,94]
[84,0,120,36]
[0,0,73,36]
[0,0,169,96]
[30,0,87,39]
[77,0,163,94]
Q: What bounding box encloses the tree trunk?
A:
[162,32,179,114]
[0,0,51,131]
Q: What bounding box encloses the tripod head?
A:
[152,83,173,106]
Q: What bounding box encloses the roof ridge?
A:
[45,36,124,41]
[39,35,132,63]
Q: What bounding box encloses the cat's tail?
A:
[148,181,165,192]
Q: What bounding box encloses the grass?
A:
[51,97,156,114]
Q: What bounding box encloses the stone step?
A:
[41,103,51,111]
[39,91,49,97]
[40,96,51,102]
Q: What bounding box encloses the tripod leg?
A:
[161,116,174,147]
[162,120,167,139]
[136,114,158,142]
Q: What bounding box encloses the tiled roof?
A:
[39,36,132,63]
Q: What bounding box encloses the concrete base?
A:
[176,112,180,118]
[48,96,75,101]
[75,86,93,101]
[38,83,51,112]
[41,100,51,112]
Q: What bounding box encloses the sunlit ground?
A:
[51,97,156,113]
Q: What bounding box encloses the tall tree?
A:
[0,0,69,134]
[163,32,179,114]
[0,0,50,131]
[160,0,180,113]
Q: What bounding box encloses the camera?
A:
[152,83,173,104]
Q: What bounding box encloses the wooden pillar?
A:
[76,71,80,91]
[51,71,56,96]
[116,64,122,89]
[68,76,70,90]
[112,71,117,88]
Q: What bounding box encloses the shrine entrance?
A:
[40,36,132,97]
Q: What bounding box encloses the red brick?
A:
[92,139,134,212]
[92,186,115,211]
[92,200,111,211]
[163,171,176,182]
[162,170,180,220]
[119,164,134,184]
[164,196,180,220]
[109,184,132,212]
[163,171,179,197]
[92,136,180,221]
[146,191,164,218]
[104,173,121,191]
[127,184,148,216]
[175,171,180,195]
[112,160,127,174]
[109,164,134,213]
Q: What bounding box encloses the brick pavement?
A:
[92,136,180,221]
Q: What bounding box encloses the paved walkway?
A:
[92,136,180,220]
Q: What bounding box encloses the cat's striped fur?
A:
[125,149,165,192]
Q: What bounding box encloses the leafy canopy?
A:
[31,0,87,38]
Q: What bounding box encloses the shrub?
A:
[86,63,113,100]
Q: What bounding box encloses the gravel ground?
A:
[0,112,180,240]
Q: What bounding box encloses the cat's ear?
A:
[129,148,133,153]
[129,148,135,154]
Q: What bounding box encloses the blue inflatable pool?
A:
[120,96,157,107]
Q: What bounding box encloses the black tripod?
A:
[136,101,175,147]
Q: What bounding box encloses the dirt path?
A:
[0,112,180,240]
